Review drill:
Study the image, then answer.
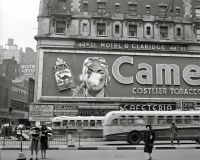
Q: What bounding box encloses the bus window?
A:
[120,119,127,125]
[53,122,61,127]
[128,119,135,125]
[77,120,82,126]
[157,116,165,124]
[83,120,88,126]
[112,119,118,125]
[175,116,182,124]
[193,116,200,124]
[69,120,75,126]
[184,116,191,124]
[90,120,95,126]
[63,120,68,126]
[147,116,154,125]
[96,120,102,126]
[166,116,173,124]
[135,116,144,124]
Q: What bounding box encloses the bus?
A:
[103,111,200,144]
[52,116,104,138]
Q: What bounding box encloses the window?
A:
[193,116,200,124]
[128,119,135,125]
[83,120,88,126]
[69,120,75,126]
[175,116,182,124]
[129,25,137,37]
[82,23,88,32]
[83,2,88,11]
[0,87,1,105]
[77,120,82,126]
[56,22,66,34]
[176,7,180,16]
[115,25,120,34]
[160,26,168,38]
[54,122,61,127]
[129,3,137,15]
[197,29,200,39]
[195,8,200,19]
[159,5,167,17]
[115,3,120,12]
[147,116,154,124]
[97,23,106,36]
[176,28,181,37]
[146,5,150,14]
[4,88,9,107]
[166,116,173,124]
[112,119,118,125]
[90,120,95,126]
[157,116,165,124]
[120,119,127,125]
[184,116,191,124]
[96,120,102,126]
[146,26,151,35]
[63,120,68,126]
[97,2,106,13]
[57,0,67,10]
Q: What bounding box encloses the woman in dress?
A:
[40,124,50,159]
[29,127,40,160]
[144,125,155,160]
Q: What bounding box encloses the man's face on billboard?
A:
[85,61,106,92]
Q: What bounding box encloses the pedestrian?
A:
[29,127,40,160]
[40,124,50,159]
[170,122,180,145]
[144,125,155,160]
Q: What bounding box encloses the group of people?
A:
[143,122,180,160]
[29,124,50,160]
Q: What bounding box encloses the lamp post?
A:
[8,106,13,127]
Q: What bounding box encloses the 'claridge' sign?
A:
[112,56,200,95]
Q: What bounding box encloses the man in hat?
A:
[73,57,111,97]
[170,122,180,145]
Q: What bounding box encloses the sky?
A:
[0,0,40,52]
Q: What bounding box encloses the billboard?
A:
[20,64,36,77]
[40,49,200,101]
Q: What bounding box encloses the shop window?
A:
[57,0,67,10]
[129,3,137,15]
[157,116,165,124]
[166,116,173,124]
[115,3,120,12]
[83,1,88,11]
[146,5,150,14]
[129,25,137,37]
[56,22,66,34]
[97,2,106,13]
[115,25,120,34]
[193,116,200,124]
[76,120,82,126]
[160,26,168,39]
[184,116,191,124]
[69,120,75,126]
[97,23,106,36]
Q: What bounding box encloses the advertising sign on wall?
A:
[20,64,36,77]
[54,104,78,116]
[40,50,200,101]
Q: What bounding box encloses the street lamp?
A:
[8,106,13,127]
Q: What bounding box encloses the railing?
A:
[0,127,102,147]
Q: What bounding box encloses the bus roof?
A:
[52,116,105,122]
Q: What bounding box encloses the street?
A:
[1,149,200,160]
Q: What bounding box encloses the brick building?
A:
[33,0,200,121]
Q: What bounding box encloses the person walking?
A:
[170,122,180,145]
[29,127,40,160]
[144,125,155,160]
[40,124,50,159]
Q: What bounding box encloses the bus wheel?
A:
[127,132,141,145]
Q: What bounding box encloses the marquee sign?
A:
[41,52,200,100]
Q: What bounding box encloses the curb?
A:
[1,146,200,150]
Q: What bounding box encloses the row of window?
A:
[111,115,200,126]
[53,120,103,127]
[0,87,9,106]
[57,0,181,16]
[11,99,28,111]
[56,21,183,39]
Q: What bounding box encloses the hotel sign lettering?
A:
[76,41,188,52]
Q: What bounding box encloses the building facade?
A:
[34,0,200,121]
